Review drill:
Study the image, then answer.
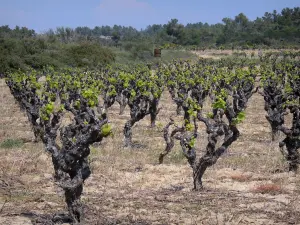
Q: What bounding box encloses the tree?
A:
[166,19,185,43]
[111,31,121,45]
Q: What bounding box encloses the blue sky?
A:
[0,0,299,32]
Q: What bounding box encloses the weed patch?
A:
[0,139,24,149]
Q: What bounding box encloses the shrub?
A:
[65,42,115,67]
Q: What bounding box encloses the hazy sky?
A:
[0,0,299,32]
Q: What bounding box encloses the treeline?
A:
[40,7,300,48]
[0,7,299,73]
[39,7,300,48]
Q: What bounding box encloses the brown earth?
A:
[191,49,299,60]
[1,78,300,225]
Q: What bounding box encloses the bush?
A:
[64,42,115,67]
[24,53,63,69]
[127,42,153,61]
[0,38,116,73]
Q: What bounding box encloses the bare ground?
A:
[191,49,299,60]
[1,78,300,225]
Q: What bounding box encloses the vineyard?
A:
[0,52,300,224]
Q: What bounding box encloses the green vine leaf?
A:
[212,97,226,110]
[232,111,246,125]
[101,124,112,137]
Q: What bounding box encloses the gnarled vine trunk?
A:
[124,119,135,147]
[149,98,161,127]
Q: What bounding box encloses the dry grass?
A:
[192,49,300,59]
[251,183,283,195]
[230,174,253,182]
[1,78,300,224]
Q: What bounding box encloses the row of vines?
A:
[4,52,300,223]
